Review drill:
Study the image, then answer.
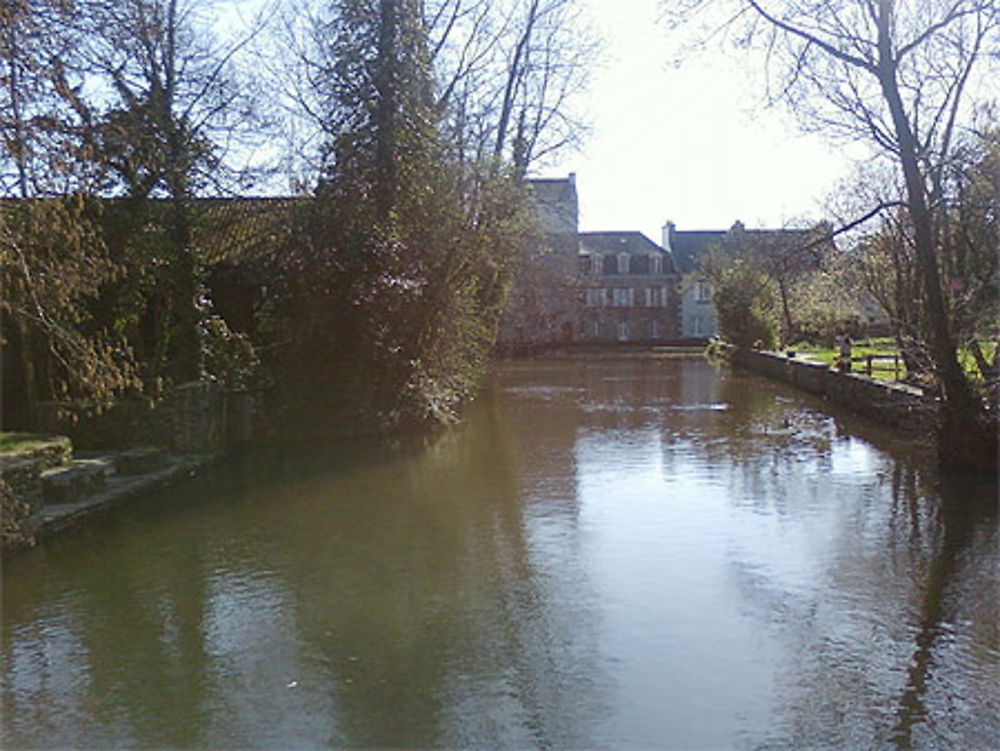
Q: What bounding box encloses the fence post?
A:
[866,355,873,376]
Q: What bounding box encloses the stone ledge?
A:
[36,454,217,537]
[41,460,110,505]
[728,347,936,432]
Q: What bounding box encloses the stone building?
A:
[497,175,582,348]
[665,220,833,341]
[498,174,682,348]
[577,231,679,343]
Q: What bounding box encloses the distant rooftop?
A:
[579,231,677,273]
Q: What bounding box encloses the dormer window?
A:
[617,253,629,274]
[650,254,662,275]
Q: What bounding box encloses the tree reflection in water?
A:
[2,357,996,749]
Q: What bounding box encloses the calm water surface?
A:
[3,358,998,749]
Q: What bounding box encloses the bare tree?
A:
[269,0,595,184]
[0,1,88,197]
[671,0,999,468]
[42,0,274,382]
[427,0,597,173]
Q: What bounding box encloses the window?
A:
[695,280,712,302]
[645,286,669,307]
[650,254,662,275]
[618,321,629,341]
[617,253,629,274]
[578,256,592,275]
[651,319,660,339]
[611,288,633,307]
[585,288,609,307]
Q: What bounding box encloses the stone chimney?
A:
[661,220,675,253]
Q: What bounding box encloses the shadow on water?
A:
[2,381,609,749]
[2,356,997,749]
[890,470,999,749]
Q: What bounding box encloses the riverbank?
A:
[1,441,217,554]
[719,344,936,432]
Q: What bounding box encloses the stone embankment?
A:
[2,380,258,554]
[725,346,936,432]
[2,443,214,553]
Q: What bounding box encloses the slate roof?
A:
[668,226,823,275]
[527,177,576,205]
[668,230,727,274]
[579,231,677,274]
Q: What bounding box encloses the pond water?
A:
[3,357,998,749]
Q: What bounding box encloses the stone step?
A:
[114,447,166,475]
[41,460,111,505]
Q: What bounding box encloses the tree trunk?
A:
[15,317,38,430]
[777,276,794,344]
[875,1,994,469]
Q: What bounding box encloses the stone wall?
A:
[36,384,257,454]
[1,457,44,551]
[729,348,936,432]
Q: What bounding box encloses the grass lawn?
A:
[793,337,905,380]
[0,432,67,455]
[792,338,996,384]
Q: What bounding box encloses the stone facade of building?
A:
[577,232,680,343]
[498,174,682,348]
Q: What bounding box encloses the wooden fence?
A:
[848,353,903,380]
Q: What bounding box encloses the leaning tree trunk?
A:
[876,12,996,469]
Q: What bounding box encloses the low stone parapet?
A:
[41,460,110,505]
[728,347,935,432]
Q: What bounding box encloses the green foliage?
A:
[1,197,137,421]
[198,311,260,391]
[705,258,779,350]
[263,0,530,437]
[795,338,907,380]
[0,432,65,455]
[943,126,999,349]
[792,281,867,347]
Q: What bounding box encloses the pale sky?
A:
[223,0,855,242]
[543,0,853,243]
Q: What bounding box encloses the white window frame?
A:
[611,288,634,307]
[650,254,662,275]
